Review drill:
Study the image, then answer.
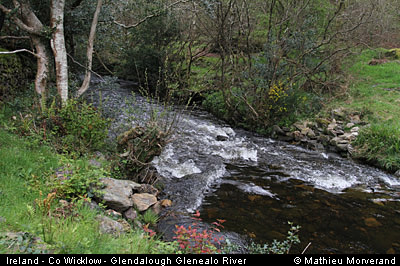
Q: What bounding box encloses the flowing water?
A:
[88,81,400,254]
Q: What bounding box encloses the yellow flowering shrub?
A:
[267,81,289,113]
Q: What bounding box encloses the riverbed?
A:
[88,81,400,254]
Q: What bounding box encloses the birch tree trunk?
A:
[76,0,103,97]
[50,0,68,104]
[0,1,50,110]
[31,36,50,97]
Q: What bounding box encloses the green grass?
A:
[327,48,400,172]
[353,123,400,172]
[339,49,400,123]
[0,128,163,254]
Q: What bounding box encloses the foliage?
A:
[116,0,182,95]
[48,99,110,154]
[142,209,159,226]
[173,211,225,254]
[6,97,111,155]
[199,0,349,132]
[0,232,49,254]
[0,49,31,101]
[325,48,400,173]
[245,222,301,254]
[49,157,105,200]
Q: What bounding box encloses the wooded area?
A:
[1,1,399,113]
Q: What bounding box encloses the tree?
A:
[0,0,50,107]
[0,0,103,107]
[76,0,102,97]
[50,0,68,104]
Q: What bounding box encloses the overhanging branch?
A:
[0,48,38,57]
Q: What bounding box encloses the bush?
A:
[50,157,105,200]
[55,99,110,153]
[246,222,301,254]
[353,122,400,172]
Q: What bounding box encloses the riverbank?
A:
[0,127,175,254]
[304,48,400,175]
[202,48,400,176]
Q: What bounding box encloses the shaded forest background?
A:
[1,0,400,133]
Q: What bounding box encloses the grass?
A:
[326,48,400,172]
[0,128,162,254]
[338,49,400,123]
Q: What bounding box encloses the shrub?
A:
[173,211,225,254]
[246,222,301,254]
[50,157,105,200]
[6,97,110,155]
[54,99,110,153]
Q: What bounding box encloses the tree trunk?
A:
[31,36,50,98]
[76,0,103,98]
[0,1,50,110]
[50,0,68,104]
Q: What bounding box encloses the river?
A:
[88,80,400,254]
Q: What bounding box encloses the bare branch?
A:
[67,53,104,81]
[113,0,190,29]
[0,48,38,57]
[0,35,30,40]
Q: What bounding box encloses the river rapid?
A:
[88,81,400,254]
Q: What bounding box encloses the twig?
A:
[302,242,312,254]
[67,53,104,81]
[113,0,190,29]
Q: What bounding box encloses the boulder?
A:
[216,135,229,141]
[123,207,138,222]
[96,178,141,212]
[135,184,159,196]
[96,215,129,236]
[384,48,400,59]
[316,118,331,127]
[317,134,330,146]
[341,133,357,141]
[350,115,362,124]
[336,143,349,152]
[151,199,172,215]
[364,217,382,227]
[272,125,285,136]
[131,193,158,212]
[394,170,400,178]
[332,108,346,119]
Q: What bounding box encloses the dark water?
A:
[88,82,400,254]
[200,164,400,254]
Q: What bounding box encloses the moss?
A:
[0,48,30,99]
[384,48,400,59]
